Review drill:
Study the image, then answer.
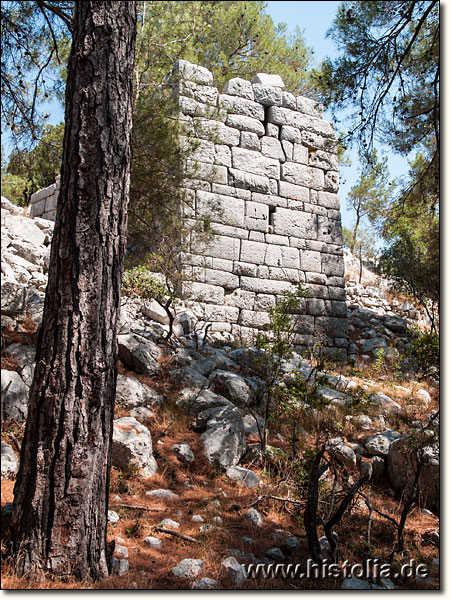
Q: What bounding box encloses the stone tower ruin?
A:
[172,60,348,356]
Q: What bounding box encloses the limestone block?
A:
[292,315,315,335]
[191,233,240,260]
[261,136,285,161]
[317,191,340,210]
[176,80,218,104]
[191,119,240,145]
[190,303,239,322]
[296,96,323,118]
[204,268,239,290]
[245,217,269,232]
[240,239,267,264]
[239,310,270,328]
[306,240,327,252]
[251,192,287,208]
[210,222,248,239]
[212,184,251,199]
[231,147,280,179]
[226,114,265,136]
[309,150,339,171]
[327,209,341,221]
[219,94,265,120]
[264,245,299,269]
[173,59,213,85]
[240,276,292,295]
[45,191,58,211]
[185,160,227,184]
[181,252,213,268]
[252,84,282,106]
[248,231,265,241]
[31,198,46,217]
[287,199,305,212]
[281,140,293,161]
[212,258,233,271]
[316,216,343,244]
[302,131,337,152]
[229,168,270,193]
[293,144,308,164]
[255,294,276,311]
[328,286,347,301]
[268,106,334,137]
[183,282,225,304]
[252,73,285,87]
[183,178,211,192]
[269,179,278,194]
[271,207,316,239]
[180,136,215,163]
[266,123,279,137]
[223,77,254,100]
[224,288,255,310]
[327,276,345,287]
[280,125,301,143]
[196,190,245,227]
[324,171,339,192]
[282,91,296,109]
[329,300,347,317]
[281,162,324,190]
[315,317,348,338]
[293,334,315,347]
[265,233,289,246]
[215,144,231,166]
[265,266,302,282]
[179,96,217,118]
[240,131,260,150]
[233,261,258,277]
[305,283,329,299]
[278,181,309,202]
[304,202,327,216]
[305,271,327,285]
[245,200,269,221]
[306,298,326,316]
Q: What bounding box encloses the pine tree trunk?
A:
[11,1,136,580]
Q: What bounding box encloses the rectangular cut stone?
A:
[223,77,255,100]
[322,254,345,277]
[179,96,217,118]
[282,91,296,109]
[183,282,225,304]
[328,286,347,301]
[252,84,282,106]
[287,199,305,211]
[233,261,258,277]
[249,231,265,241]
[240,277,292,295]
[302,131,337,152]
[176,80,218,104]
[214,144,231,166]
[219,94,265,120]
[296,96,323,118]
[305,284,329,299]
[180,136,215,163]
[327,276,345,287]
[183,178,211,191]
[212,258,233,271]
[240,131,260,150]
[239,310,270,328]
[317,191,340,210]
[279,181,309,202]
[266,123,279,137]
[245,217,269,232]
[265,233,289,246]
[280,125,301,143]
[45,192,58,212]
[272,207,316,239]
[229,168,270,193]
[255,294,276,311]
[264,245,299,269]
[281,162,324,190]
[292,315,315,335]
[226,114,265,136]
[232,147,280,179]
[261,136,285,161]
[309,150,339,171]
[281,140,293,161]
[329,300,347,317]
[317,216,343,244]
[252,193,287,208]
[306,298,326,316]
[204,268,239,290]
[174,60,213,85]
[293,144,308,164]
[305,271,327,285]
[246,201,269,220]
[304,203,327,216]
[210,222,248,239]
[315,317,348,338]
[31,198,46,216]
[324,171,339,192]
[181,252,213,268]
[300,250,322,272]
[196,191,244,227]
[269,179,279,194]
[268,106,334,137]
[224,289,255,310]
[191,119,242,145]
[240,239,267,264]
[212,184,251,199]
[190,302,240,323]
[185,160,227,184]
[191,233,240,260]
[266,267,302,282]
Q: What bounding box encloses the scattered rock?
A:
[159,518,180,529]
[113,545,129,560]
[226,465,261,487]
[117,333,163,376]
[172,442,195,464]
[3,343,35,385]
[112,417,158,478]
[1,441,19,478]
[111,558,129,576]
[144,536,163,548]
[370,456,386,481]
[171,558,204,579]
[145,489,178,500]
[244,508,263,527]
[115,374,163,409]
[242,413,264,436]
[327,437,357,468]
[190,577,218,589]
[129,406,154,425]
[169,366,209,389]
[221,556,247,585]
[176,387,233,417]
[108,511,120,524]
[415,389,432,404]
[196,405,246,468]
[365,430,401,458]
[265,547,286,562]
[192,514,204,523]
[1,369,29,422]
[370,392,402,413]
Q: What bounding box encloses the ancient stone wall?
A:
[173,60,347,355]
[29,176,60,221]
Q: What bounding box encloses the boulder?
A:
[1,441,19,478]
[1,369,29,422]
[371,392,402,413]
[171,558,204,579]
[117,333,163,376]
[4,343,36,386]
[370,456,386,482]
[115,374,163,409]
[242,413,264,436]
[195,405,246,468]
[172,442,195,464]
[383,315,407,333]
[244,508,263,527]
[265,547,286,562]
[209,369,257,405]
[129,406,154,425]
[169,366,209,389]
[144,536,163,548]
[221,556,247,585]
[226,465,261,488]
[159,518,180,529]
[111,558,129,576]
[387,434,439,515]
[112,417,158,478]
[145,488,178,500]
[327,437,357,469]
[176,388,233,417]
[365,430,401,457]
[1,280,27,316]
[190,577,218,590]
[3,214,46,247]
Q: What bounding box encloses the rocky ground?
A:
[1,196,439,589]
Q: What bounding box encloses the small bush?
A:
[408,330,439,379]
[121,266,167,302]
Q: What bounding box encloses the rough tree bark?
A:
[11,1,137,580]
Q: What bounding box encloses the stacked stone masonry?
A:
[173,61,347,355]
[30,176,60,221]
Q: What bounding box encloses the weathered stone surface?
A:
[231,147,280,179]
[226,465,261,487]
[172,442,195,463]
[1,369,29,422]
[190,577,218,589]
[1,280,27,316]
[116,374,163,409]
[1,441,19,478]
[219,94,265,120]
[172,558,204,579]
[112,417,158,478]
[281,162,324,190]
[145,489,178,500]
[117,334,163,376]
[226,114,265,136]
[174,59,213,85]
[145,536,163,548]
[221,556,247,585]
[195,405,246,468]
[223,77,254,100]
[252,73,284,88]
[229,168,270,192]
[252,84,282,106]
[365,430,401,457]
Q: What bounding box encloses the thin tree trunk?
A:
[11,1,136,580]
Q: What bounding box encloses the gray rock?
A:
[3,214,46,246]
[252,73,285,88]
[4,343,36,386]
[209,369,256,405]
[1,441,19,478]
[108,510,120,524]
[365,430,401,457]
[190,577,218,589]
[327,437,357,468]
[346,414,373,431]
[172,442,195,464]
[314,385,351,407]
[370,456,386,481]
[283,536,301,552]
[111,558,129,576]
[244,508,263,527]
[176,310,196,335]
[1,280,27,316]
[226,465,261,488]
[129,406,154,425]
[172,558,204,579]
[117,333,163,376]
[145,489,178,500]
[112,417,158,478]
[170,366,209,389]
[415,389,432,404]
[192,514,204,523]
[144,536,163,548]
[371,392,402,412]
[115,374,163,409]
[176,388,232,417]
[190,354,238,377]
[265,547,286,561]
[221,556,247,585]
[387,434,439,515]
[242,537,255,545]
[242,413,264,436]
[1,369,29,422]
[159,518,180,529]
[113,545,128,559]
[197,405,246,468]
[384,315,407,333]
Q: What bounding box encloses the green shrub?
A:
[121,266,168,302]
[409,329,439,379]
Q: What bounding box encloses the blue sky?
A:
[264,0,411,232]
